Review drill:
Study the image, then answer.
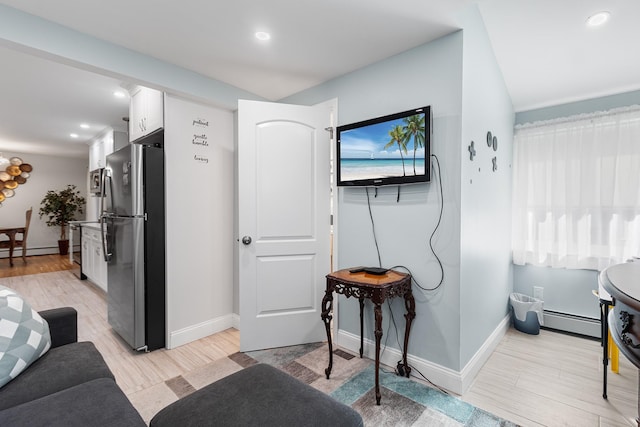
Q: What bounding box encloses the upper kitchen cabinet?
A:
[89,129,127,170]
[129,86,164,142]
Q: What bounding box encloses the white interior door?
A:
[238,99,333,352]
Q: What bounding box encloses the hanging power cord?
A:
[364,154,448,394]
[365,187,382,268]
[426,153,445,291]
[383,298,449,394]
[389,154,445,292]
[379,305,394,360]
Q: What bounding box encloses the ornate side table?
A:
[321,268,415,405]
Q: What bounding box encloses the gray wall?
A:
[285,31,465,370]
[516,89,640,124]
[458,6,514,368]
[0,151,88,257]
[284,5,514,372]
[513,90,640,320]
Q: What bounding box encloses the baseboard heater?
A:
[542,310,600,339]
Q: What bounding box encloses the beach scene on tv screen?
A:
[339,113,426,182]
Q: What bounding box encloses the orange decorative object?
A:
[3,180,18,189]
[6,165,21,176]
[0,159,33,205]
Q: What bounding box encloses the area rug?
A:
[166,342,517,427]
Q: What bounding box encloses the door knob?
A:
[241,236,252,245]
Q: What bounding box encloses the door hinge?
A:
[325,127,334,139]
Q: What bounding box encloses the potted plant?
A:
[39,184,86,255]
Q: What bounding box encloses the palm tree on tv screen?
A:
[384,125,408,176]
[403,114,425,175]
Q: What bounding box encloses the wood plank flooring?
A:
[0,254,74,278]
[462,328,637,426]
[0,256,637,426]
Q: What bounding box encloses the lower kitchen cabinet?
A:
[81,226,108,292]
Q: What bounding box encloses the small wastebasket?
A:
[509,292,544,335]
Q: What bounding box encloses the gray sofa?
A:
[0,307,363,427]
[0,307,146,427]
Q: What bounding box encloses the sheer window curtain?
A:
[512,106,640,270]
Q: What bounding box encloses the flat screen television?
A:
[336,106,432,187]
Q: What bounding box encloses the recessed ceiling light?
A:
[255,31,271,41]
[80,123,90,129]
[586,11,610,27]
[70,133,79,138]
[113,90,126,98]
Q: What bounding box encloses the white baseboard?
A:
[460,314,510,393]
[0,246,59,258]
[336,313,510,395]
[232,313,240,330]
[168,314,234,349]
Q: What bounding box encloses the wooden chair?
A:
[0,207,32,265]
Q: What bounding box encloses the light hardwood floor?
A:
[0,254,74,278]
[1,257,637,426]
[462,328,637,427]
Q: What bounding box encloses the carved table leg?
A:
[359,297,365,358]
[374,302,383,405]
[321,288,334,379]
[402,289,416,378]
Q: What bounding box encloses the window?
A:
[512,106,640,270]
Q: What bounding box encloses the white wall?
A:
[0,151,87,258]
[164,95,235,348]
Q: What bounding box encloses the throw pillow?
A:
[0,285,51,388]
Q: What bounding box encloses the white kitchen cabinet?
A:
[81,225,108,292]
[129,86,164,142]
[89,129,120,170]
[89,142,102,171]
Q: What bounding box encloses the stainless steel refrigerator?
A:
[100,130,165,351]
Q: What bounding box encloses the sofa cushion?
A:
[0,285,51,389]
[151,363,364,427]
[0,377,146,427]
[0,341,114,411]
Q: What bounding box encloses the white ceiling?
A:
[1,0,639,158]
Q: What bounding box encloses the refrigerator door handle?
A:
[101,215,113,262]
[100,168,113,217]
[99,168,114,262]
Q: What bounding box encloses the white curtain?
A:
[512,105,640,270]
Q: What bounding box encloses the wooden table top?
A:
[326,268,410,288]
